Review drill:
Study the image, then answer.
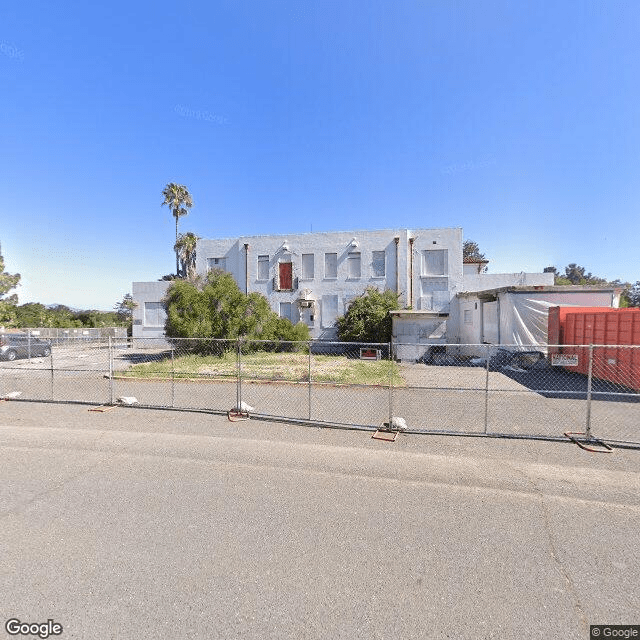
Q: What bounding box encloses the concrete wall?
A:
[391,312,447,361]
[448,297,483,349]
[132,281,171,344]
[409,228,463,314]
[462,271,554,292]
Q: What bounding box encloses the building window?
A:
[421,279,448,295]
[144,302,166,327]
[324,253,337,279]
[464,309,473,325]
[422,250,448,276]
[347,252,361,279]
[257,255,269,280]
[301,254,314,280]
[279,302,293,323]
[343,295,356,314]
[207,257,226,272]
[372,250,385,277]
[277,262,293,290]
[322,295,339,328]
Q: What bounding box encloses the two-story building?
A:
[131,226,560,352]
[133,227,464,341]
[196,228,463,340]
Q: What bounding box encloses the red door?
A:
[279,262,293,290]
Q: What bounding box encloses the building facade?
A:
[132,280,172,343]
[132,227,557,348]
[196,228,463,339]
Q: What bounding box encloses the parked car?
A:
[0,333,52,360]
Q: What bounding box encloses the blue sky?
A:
[1,0,639,309]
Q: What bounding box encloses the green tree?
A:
[73,310,120,328]
[174,232,199,280]
[336,287,399,343]
[47,305,76,327]
[114,294,137,335]
[14,303,49,328]
[161,183,194,277]
[625,281,640,307]
[543,263,611,286]
[0,250,20,327]
[163,270,310,348]
[562,263,607,286]
[463,240,486,261]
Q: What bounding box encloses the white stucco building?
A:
[196,228,463,340]
[449,285,621,357]
[132,227,558,351]
[133,227,464,341]
[389,255,556,360]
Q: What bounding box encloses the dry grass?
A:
[121,350,404,386]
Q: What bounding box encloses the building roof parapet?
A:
[198,227,463,244]
[457,285,618,298]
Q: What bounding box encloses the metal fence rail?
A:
[1,337,638,445]
[6,327,127,345]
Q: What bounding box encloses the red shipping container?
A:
[548,307,640,391]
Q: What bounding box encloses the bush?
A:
[164,270,310,350]
[336,287,399,343]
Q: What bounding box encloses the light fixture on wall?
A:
[280,241,290,253]
[349,238,359,250]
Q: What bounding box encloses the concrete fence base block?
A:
[390,416,408,432]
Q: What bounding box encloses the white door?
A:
[482,301,499,343]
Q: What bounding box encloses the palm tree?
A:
[162,183,194,276]
[174,232,199,280]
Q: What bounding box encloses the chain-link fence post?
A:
[236,339,242,411]
[50,347,54,401]
[108,336,114,405]
[585,344,594,439]
[171,348,175,408]
[308,341,312,421]
[388,342,393,428]
[484,344,490,434]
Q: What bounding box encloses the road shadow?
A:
[498,366,640,403]
[114,350,173,364]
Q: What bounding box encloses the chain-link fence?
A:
[392,342,639,444]
[6,327,127,345]
[1,337,638,445]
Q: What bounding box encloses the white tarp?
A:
[499,291,615,349]
[500,294,555,348]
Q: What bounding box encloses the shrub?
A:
[164,270,310,350]
[336,287,399,343]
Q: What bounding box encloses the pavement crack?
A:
[0,430,147,521]
[502,460,589,635]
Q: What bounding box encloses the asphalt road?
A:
[1,401,639,639]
